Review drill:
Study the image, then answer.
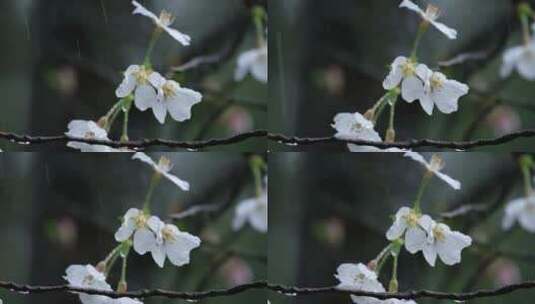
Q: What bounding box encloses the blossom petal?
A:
[131,1,159,23]
[403,151,429,167]
[401,75,424,103]
[166,87,202,122]
[422,244,437,267]
[432,80,469,114]
[162,171,190,191]
[386,207,411,240]
[383,56,407,90]
[116,66,139,98]
[165,231,201,267]
[404,226,427,254]
[151,245,166,268]
[436,229,472,265]
[516,49,535,80]
[152,100,167,124]
[163,26,191,46]
[430,20,458,39]
[133,228,156,255]
[502,198,526,230]
[399,0,425,16]
[434,171,461,190]
[501,46,524,78]
[134,84,157,112]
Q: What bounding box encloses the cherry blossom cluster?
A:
[503,155,535,232]
[331,0,470,152]
[334,152,472,304]
[64,1,267,152]
[61,153,267,304]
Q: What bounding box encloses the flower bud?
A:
[388,278,399,292]
[97,116,108,129]
[385,128,396,143]
[367,260,377,271]
[96,261,107,273]
[363,109,375,121]
[117,281,128,293]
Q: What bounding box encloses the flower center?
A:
[134,67,152,85]
[351,122,364,132]
[401,61,416,77]
[162,82,176,99]
[134,214,148,229]
[157,156,172,172]
[430,73,444,91]
[84,131,96,139]
[432,225,446,241]
[162,226,176,241]
[404,210,420,227]
[83,274,95,285]
[425,5,441,20]
[159,10,174,27]
[429,154,445,172]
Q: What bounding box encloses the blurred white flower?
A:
[331,112,404,152]
[404,152,461,190]
[501,42,535,80]
[132,152,190,191]
[407,221,472,266]
[115,65,160,113]
[148,73,202,124]
[335,263,385,304]
[235,45,268,83]
[399,0,457,39]
[131,1,191,46]
[65,120,118,152]
[386,207,434,249]
[64,264,112,304]
[233,183,268,233]
[383,56,426,104]
[112,298,143,304]
[415,67,469,115]
[503,195,535,232]
[115,208,158,255]
[144,216,201,268]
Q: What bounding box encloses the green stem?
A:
[143,172,162,213]
[121,100,132,142]
[388,99,397,131]
[374,243,394,275]
[413,172,432,213]
[105,251,120,276]
[120,246,131,285]
[252,6,267,47]
[520,155,534,197]
[410,22,429,62]
[249,156,265,196]
[389,253,399,292]
[144,28,163,67]
[521,14,531,45]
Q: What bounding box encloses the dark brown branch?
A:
[0,130,267,150]
[267,130,535,150]
[4,280,535,301]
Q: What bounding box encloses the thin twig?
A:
[4,280,535,300]
[0,130,267,150]
[268,130,535,150]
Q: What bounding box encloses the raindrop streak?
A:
[76,40,81,59]
[100,0,108,25]
[23,12,31,41]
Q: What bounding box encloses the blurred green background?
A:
[0,152,266,303]
[270,0,535,151]
[0,0,266,152]
[269,152,535,304]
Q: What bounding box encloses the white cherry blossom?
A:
[235,45,268,83]
[415,66,469,115]
[114,208,158,256]
[503,195,535,232]
[399,0,457,39]
[386,207,434,253]
[147,73,202,124]
[383,57,426,104]
[142,216,201,268]
[131,1,191,46]
[233,187,268,233]
[65,120,118,152]
[407,221,472,266]
[132,152,190,191]
[335,263,385,304]
[404,152,461,190]
[501,42,535,80]
[64,264,112,304]
[332,112,404,152]
[115,65,160,111]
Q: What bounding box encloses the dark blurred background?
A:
[269,152,535,304]
[270,0,535,151]
[0,0,267,151]
[0,153,267,303]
